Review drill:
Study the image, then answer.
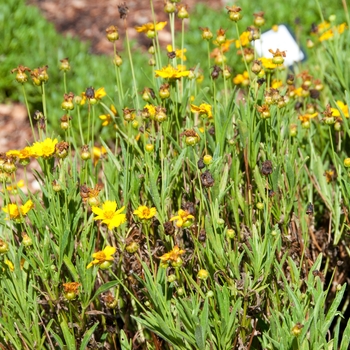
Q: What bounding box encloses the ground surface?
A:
[26,0,224,54]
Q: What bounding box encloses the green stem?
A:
[124,20,139,110]
[22,85,36,141]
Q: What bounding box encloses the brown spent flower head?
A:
[163,221,175,235]
[257,104,271,119]
[61,92,75,111]
[226,5,242,22]
[268,48,286,65]
[63,282,81,294]
[106,25,119,42]
[177,3,189,19]
[261,160,273,176]
[247,26,260,41]
[59,58,70,72]
[118,2,129,19]
[30,65,49,85]
[11,65,31,84]
[253,12,265,27]
[199,27,213,40]
[55,141,69,158]
[211,65,222,80]
[200,170,215,188]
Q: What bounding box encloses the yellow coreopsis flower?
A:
[170,209,194,228]
[235,31,250,48]
[135,21,167,33]
[190,103,213,119]
[92,200,126,230]
[87,246,116,269]
[5,180,25,193]
[4,259,14,272]
[233,71,250,86]
[298,112,318,123]
[2,199,34,221]
[99,105,117,126]
[159,245,185,263]
[144,104,156,119]
[167,44,187,61]
[93,146,107,165]
[133,205,157,220]
[30,138,58,158]
[259,57,278,70]
[155,65,190,79]
[331,101,349,118]
[319,23,347,42]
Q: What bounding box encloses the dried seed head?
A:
[118,2,129,19]
[200,170,215,187]
[261,160,273,175]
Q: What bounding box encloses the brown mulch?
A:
[26,0,225,54]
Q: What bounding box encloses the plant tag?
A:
[253,24,305,66]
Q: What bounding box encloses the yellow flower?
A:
[4,259,14,272]
[170,209,194,228]
[145,104,156,117]
[2,199,34,221]
[319,23,347,41]
[190,103,213,119]
[99,105,117,126]
[133,205,157,220]
[233,71,250,85]
[235,31,250,48]
[271,79,283,89]
[331,101,349,118]
[92,201,126,230]
[30,138,58,158]
[259,57,278,70]
[155,65,190,79]
[135,21,167,33]
[159,245,185,263]
[93,146,107,165]
[80,87,106,105]
[319,29,334,41]
[87,246,116,269]
[298,112,318,123]
[6,180,25,193]
[167,45,187,61]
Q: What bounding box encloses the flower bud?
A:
[167,274,176,283]
[289,124,298,137]
[81,145,91,161]
[22,233,33,247]
[0,239,9,254]
[200,27,213,41]
[197,269,209,280]
[177,287,185,296]
[251,60,262,75]
[334,122,342,131]
[185,136,199,146]
[256,202,264,210]
[145,144,155,153]
[114,54,123,67]
[291,323,303,337]
[59,58,71,72]
[52,180,62,192]
[126,241,139,253]
[99,261,113,270]
[171,257,183,268]
[164,1,176,13]
[344,158,350,168]
[226,229,235,239]
[203,155,212,165]
[106,25,119,42]
[177,5,189,19]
